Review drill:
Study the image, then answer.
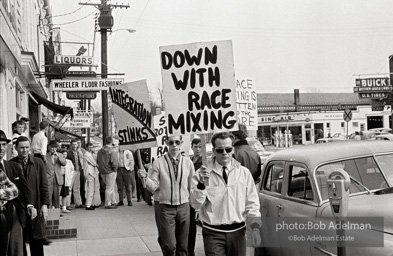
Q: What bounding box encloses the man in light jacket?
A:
[83,143,100,210]
[45,140,66,209]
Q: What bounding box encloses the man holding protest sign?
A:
[190,132,261,256]
[137,135,195,256]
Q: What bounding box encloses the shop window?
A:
[353,122,358,128]
[327,123,330,128]
[341,122,345,128]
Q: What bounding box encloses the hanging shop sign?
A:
[51,78,124,91]
[54,55,94,66]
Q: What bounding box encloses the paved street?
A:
[44,200,205,256]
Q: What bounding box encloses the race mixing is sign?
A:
[109,80,157,150]
[236,78,257,130]
[160,40,238,136]
[151,113,190,162]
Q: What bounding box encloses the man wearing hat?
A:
[31,121,48,163]
[0,130,36,256]
[46,141,66,209]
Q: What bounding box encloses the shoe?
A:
[86,206,95,210]
[105,205,118,209]
[128,201,133,206]
[43,238,52,246]
[61,209,71,213]
[66,206,73,210]
[147,202,153,206]
[117,201,124,206]
[92,205,99,208]
[137,198,141,202]
[75,205,85,209]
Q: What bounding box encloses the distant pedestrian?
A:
[60,149,74,213]
[31,121,49,163]
[45,140,66,209]
[67,139,84,208]
[138,135,195,256]
[231,124,262,183]
[97,136,118,209]
[83,143,100,210]
[188,137,203,256]
[10,120,25,158]
[115,145,134,206]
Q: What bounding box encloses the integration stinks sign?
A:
[160,40,238,136]
[109,80,157,150]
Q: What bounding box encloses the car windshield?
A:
[248,140,265,152]
[315,155,391,200]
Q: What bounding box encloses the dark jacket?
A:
[10,156,50,240]
[67,150,82,172]
[233,140,262,181]
[4,160,34,230]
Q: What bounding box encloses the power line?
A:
[52,10,96,26]
[49,5,85,18]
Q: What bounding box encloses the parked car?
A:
[376,134,393,141]
[331,132,345,140]
[246,137,274,164]
[360,130,389,140]
[315,138,334,143]
[258,141,393,256]
[368,128,392,133]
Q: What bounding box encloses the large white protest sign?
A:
[109,80,157,150]
[236,78,258,130]
[151,113,190,162]
[160,40,238,136]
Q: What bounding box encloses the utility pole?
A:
[79,1,129,140]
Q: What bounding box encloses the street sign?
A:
[343,109,352,122]
[371,100,386,111]
[66,71,96,77]
[51,78,124,91]
[66,92,97,100]
[358,92,389,99]
[355,77,389,87]
[353,86,392,93]
[54,55,94,66]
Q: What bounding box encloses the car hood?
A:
[319,193,393,234]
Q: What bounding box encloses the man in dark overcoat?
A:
[0,130,36,256]
[11,136,49,256]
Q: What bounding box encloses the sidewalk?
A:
[44,200,205,256]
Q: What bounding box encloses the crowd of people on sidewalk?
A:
[0,116,263,256]
[0,118,152,256]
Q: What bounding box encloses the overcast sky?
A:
[51,0,393,97]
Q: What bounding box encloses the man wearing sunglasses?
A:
[190,132,261,256]
[137,135,195,256]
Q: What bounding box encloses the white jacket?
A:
[63,159,75,187]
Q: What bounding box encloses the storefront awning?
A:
[49,121,82,141]
[31,92,73,118]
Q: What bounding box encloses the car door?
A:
[278,162,319,256]
[258,161,285,256]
